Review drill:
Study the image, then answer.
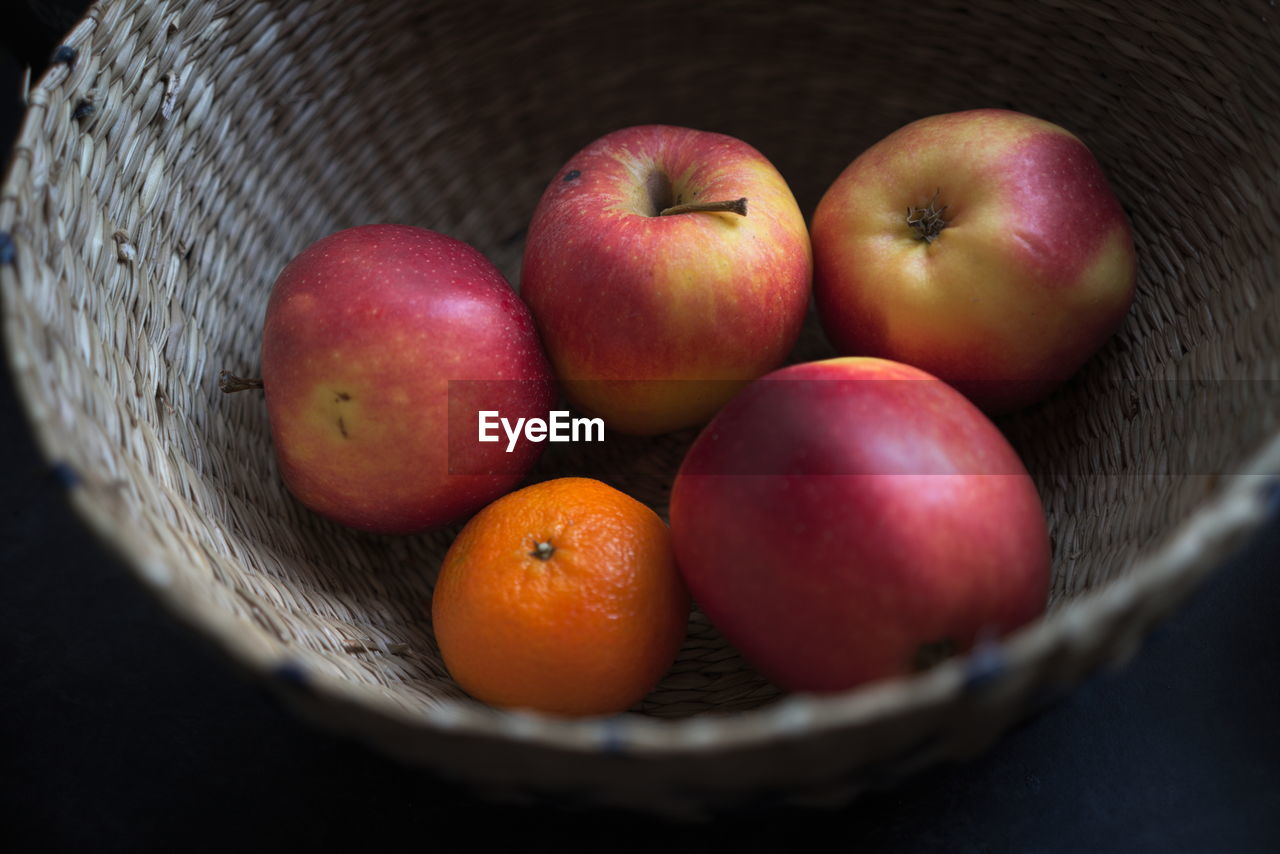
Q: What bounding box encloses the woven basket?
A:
[3,0,1279,816]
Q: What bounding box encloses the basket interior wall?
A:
[4,0,1278,718]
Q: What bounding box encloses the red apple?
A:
[812,109,1136,413]
[669,357,1050,692]
[521,124,812,435]
[260,224,554,534]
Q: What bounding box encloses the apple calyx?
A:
[218,370,264,393]
[906,189,948,243]
[529,540,556,561]
[659,197,748,218]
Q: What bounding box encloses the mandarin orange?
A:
[431,477,689,716]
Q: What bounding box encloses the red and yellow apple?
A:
[260,224,554,534]
[521,124,812,435]
[669,357,1050,692]
[812,109,1135,413]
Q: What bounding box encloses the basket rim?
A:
[3,0,1279,761]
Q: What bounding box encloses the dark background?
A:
[3,3,1279,851]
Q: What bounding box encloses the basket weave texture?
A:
[3,0,1279,815]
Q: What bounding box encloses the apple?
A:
[520,124,812,435]
[812,109,1136,413]
[669,357,1050,692]
[260,224,555,534]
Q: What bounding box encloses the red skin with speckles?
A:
[813,109,1136,413]
[261,225,554,534]
[521,124,812,435]
[669,357,1050,692]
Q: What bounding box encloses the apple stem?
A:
[659,197,748,218]
[529,540,555,561]
[906,189,948,243]
[218,370,264,393]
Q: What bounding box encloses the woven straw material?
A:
[3,0,1279,815]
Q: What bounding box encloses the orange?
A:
[431,477,690,717]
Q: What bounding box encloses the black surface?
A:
[3,6,1280,852]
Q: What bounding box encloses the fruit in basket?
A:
[812,108,1135,413]
[260,224,554,534]
[669,357,1050,692]
[431,477,690,716]
[521,124,812,435]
